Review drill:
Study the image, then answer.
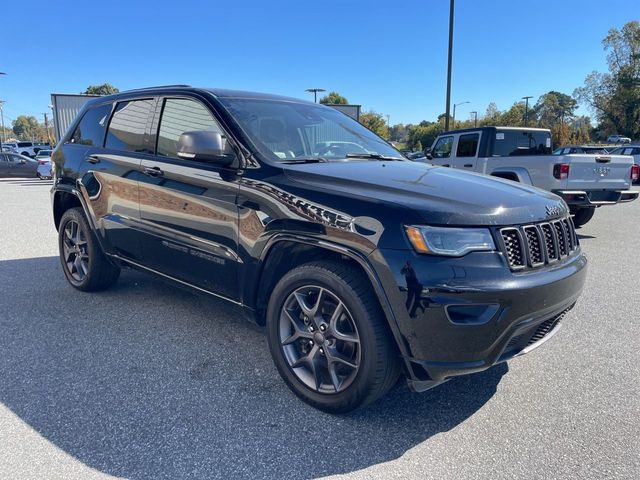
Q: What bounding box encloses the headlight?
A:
[405,225,496,256]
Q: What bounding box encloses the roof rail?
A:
[125,84,192,92]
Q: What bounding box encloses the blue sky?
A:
[0,0,636,127]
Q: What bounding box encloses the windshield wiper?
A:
[345,153,404,161]
[280,157,328,164]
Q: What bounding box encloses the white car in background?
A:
[2,141,41,157]
[607,134,631,144]
[35,149,53,179]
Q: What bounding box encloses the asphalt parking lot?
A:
[0,177,638,480]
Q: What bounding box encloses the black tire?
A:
[266,261,400,413]
[571,207,596,228]
[58,207,120,291]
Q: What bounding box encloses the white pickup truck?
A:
[427,127,639,226]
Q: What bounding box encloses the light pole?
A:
[0,101,6,146]
[452,101,469,129]
[470,111,478,127]
[0,72,5,149]
[305,88,326,103]
[49,104,56,144]
[444,0,455,131]
[522,96,533,126]
[386,114,391,139]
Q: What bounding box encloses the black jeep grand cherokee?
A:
[51,86,587,413]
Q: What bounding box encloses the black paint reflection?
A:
[401,261,430,318]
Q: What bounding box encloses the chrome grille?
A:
[499,216,578,270]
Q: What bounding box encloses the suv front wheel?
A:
[266,261,400,413]
[58,207,120,291]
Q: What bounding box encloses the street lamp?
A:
[470,111,478,127]
[0,72,6,149]
[386,114,391,138]
[452,101,469,129]
[305,88,326,103]
[522,96,533,126]
[444,0,455,131]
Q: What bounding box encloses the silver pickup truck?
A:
[427,127,639,226]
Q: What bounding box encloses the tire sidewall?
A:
[266,265,381,412]
[58,208,96,289]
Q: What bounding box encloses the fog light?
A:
[445,304,499,325]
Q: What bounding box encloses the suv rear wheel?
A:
[266,261,400,413]
[58,207,120,291]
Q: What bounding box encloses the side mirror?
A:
[426,153,433,160]
[177,131,234,166]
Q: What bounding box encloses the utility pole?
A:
[0,101,6,148]
[522,96,533,126]
[305,88,326,103]
[471,111,478,127]
[43,113,52,145]
[0,72,6,150]
[444,0,455,131]
[452,101,469,129]
[386,114,391,139]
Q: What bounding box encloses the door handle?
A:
[144,166,164,177]
[463,164,473,168]
[87,156,100,164]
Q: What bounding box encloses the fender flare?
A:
[52,183,112,259]
[257,233,412,362]
[489,167,533,185]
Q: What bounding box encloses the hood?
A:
[283,161,567,226]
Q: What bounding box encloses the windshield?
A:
[219,98,402,162]
[36,150,52,157]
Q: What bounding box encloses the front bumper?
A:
[369,247,587,391]
[553,189,638,206]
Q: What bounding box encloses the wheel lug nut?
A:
[319,348,324,354]
[309,326,314,332]
[320,324,326,331]
[309,340,314,346]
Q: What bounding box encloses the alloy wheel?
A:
[62,220,89,282]
[279,285,361,393]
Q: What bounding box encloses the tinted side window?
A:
[456,134,479,157]
[156,98,223,158]
[70,104,112,146]
[105,99,155,153]
[432,136,454,158]
[492,130,552,156]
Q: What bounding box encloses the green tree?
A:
[390,123,408,142]
[12,115,40,140]
[359,111,389,139]
[481,102,502,126]
[407,121,443,150]
[574,21,640,139]
[319,91,348,105]
[534,91,577,127]
[83,83,119,95]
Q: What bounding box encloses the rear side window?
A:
[492,130,552,156]
[156,98,223,158]
[456,134,479,157]
[70,104,112,146]
[432,136,453,158]
[105,99,155,153]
